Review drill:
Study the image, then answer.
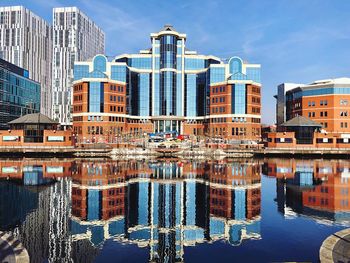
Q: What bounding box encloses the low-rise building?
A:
[0,113,73,147]
[265,116,350,149]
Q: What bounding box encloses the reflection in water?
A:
[263,159,350,224]
[0,160,72,263]
[0,158,349,262]
[70,160,261,262]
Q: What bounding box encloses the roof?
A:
[309,77,350,85]
[281,115,322,127]
[8,113,58,125]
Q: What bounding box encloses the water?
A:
[0,158,349,262]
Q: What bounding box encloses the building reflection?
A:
[0,159,73,263]
[70,160,261,262]
[263,159,350,224]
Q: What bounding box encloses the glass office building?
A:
[73,25,262,139]
[0,58,40,129]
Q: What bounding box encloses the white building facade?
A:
[52,7,105,126]
[0,6,52,116]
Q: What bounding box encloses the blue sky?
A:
[2,0,350,124]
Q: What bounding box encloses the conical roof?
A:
[281,115,322,127]
[8,113,57,125]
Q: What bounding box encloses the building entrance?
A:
[153,120,182,133]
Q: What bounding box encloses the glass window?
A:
[185,58,205,70]
[209,67,225,84]
[93,55,107,72]
[89,82,104,112]
[340,99,348,105]
[246,67,261,83]
[129,57,152,69]
[111,65,127,82]
[73,65,89,80]
[229,57,242,74]
[232,84,246,114]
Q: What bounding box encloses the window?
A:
[341,111,348,117]
[320,112,323,117]
[340,99,348,106]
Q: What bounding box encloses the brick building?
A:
[276,78,350,133]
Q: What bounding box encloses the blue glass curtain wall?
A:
[232,84,246,114]
[88,82,104,112]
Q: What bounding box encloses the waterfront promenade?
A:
[1,142,350,158]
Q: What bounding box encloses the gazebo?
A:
[8,113,58,143]
[280,115,322,144]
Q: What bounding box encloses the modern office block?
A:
[52,7,105,126]
[0,6,52,116]
[0,58,40,129]
[73,25,262,140]
[278,78,350,133]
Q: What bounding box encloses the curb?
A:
[0,231,30,263]
[320,228,350,263]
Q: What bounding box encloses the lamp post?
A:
[142,132,146,150]
[72,133,76,147]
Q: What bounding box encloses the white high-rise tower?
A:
[52,7,105,126]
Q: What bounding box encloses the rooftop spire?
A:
[163,24,175,31]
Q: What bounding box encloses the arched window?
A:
[93,55,107,72]
[229,57,243,74]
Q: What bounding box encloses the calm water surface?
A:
[0,158,349,262]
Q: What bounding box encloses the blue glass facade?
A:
[130,72,151,116]
[232,84,246,114]
[129,57,152,69]
[93,55,107,72]
[160,35,177,69]
[185,58,206,70]
[88,82,104,112]
[111,65,127,82]
[0,58,40,129]
[246,67,261,83]
[289,87,350,100]
[209,67,226,84]
[74,64,89,80]
[160,71,176,115]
